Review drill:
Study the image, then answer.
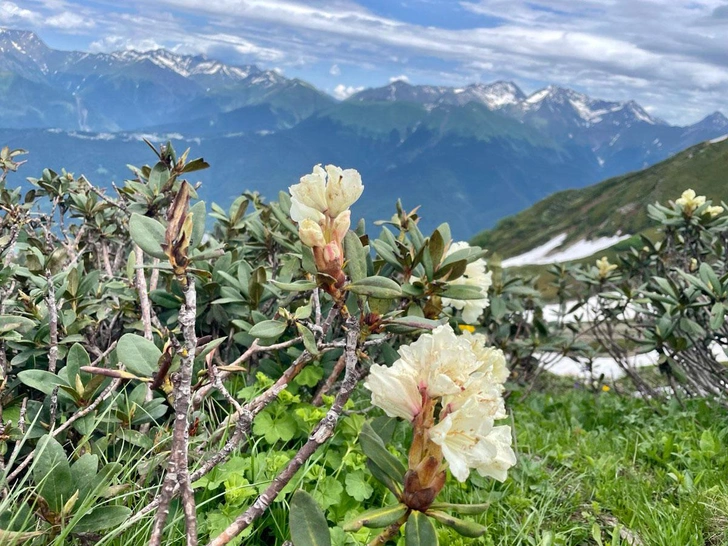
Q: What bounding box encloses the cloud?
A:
[0,1,41,24]
[332,83,364,99]
[45,11,95,29]
[389,74,409,83]
[7,0,728,124]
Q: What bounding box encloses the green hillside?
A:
[471,136,728,258]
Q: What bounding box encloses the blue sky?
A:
[2,0,728,124]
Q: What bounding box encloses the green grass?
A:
[435,389,728,545]
[4,388,727,545]
[472,137,728,258]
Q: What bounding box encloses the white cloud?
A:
[0,1,41,24]
[45,11,95,29]
[389,74,409,83]
[329,63,340,75]
[332,83,364,99]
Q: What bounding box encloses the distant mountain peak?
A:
[111,48,259,81]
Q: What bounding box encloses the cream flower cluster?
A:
[289,165,364,273]
[365,324,515,482]
[596,256,617,279]
[676,189,723,217]
[441,241,493,324]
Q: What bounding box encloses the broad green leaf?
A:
[0,315,36,333]
[297,323,319,355]
[33,435,74,512]
[440,284,485,300]
[343,504,408,532]
[344,231,367,282]
[71,453,99,501]
[426,510,487,538]
[248,320,287,340]
[190,200,206,249]
[66,343,91,384]
[347,277,402,299]
[74,506,132,533]
[289,490,331,546]
[359,422,406,483]
[405,511,438,546]
[428,502,489,515]
[270,279,318,292]
[383,316,443,334]
[117,333,161,377]
[344,472,373,502]
[17,370,68,396]
[129,213,167,260]
[710,302,725,330]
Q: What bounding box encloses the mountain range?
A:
[0,27,726,237]
[472,135,728,262]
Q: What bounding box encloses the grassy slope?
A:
[472,137,728,259]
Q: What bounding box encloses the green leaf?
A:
[344,472,373,502]
[289,490,332,546]
[33,435,74,512]
[270,279,318,292]
[359,422,406,483]
[383,316,443,334]
[343,504,408,532]
[425,510,487,538]
[347,277,402,299]
[428,502,489,515]
[129,213,167,260]
[699,263,722,295]
[181,157,210,173]
[405,511,438,546]
[710,302,725,330]
[74,506,132,533]
[248,320,287,340]
[117,333,161,377]
[297,323,319,355]
[440,284,485,300]
[71,453,99,501]
[344,231,367,282]
[66,343,90,384]
[17,370,68,396]
[190,201,206,249]
[0,315,36,333]
[147,162,170,193]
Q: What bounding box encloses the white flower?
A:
[428,398,515,482]
[707,205,724,217]
[396,324,481,398]
[440,242,492,324]
[289,164,363,224]
[473,425,517,482]
[324,165,364,218]
[675,189,706,214]
[364,360,422,421]
[461,331,509,384]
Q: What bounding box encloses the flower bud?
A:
[298,218,326,248]
[331,210,351,243]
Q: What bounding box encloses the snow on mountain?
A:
[449,81,525,109]
[519,86,661,127]
[112,49,258,82]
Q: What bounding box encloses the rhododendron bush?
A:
[0,144,517,546]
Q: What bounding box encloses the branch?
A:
[206,316,361,546]
[149,275,198,546]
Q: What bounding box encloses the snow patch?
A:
[709,134,728,144]
[502,233,630,267]
[544,351,658,378]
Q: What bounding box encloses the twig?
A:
[206,316,361,546]
[149,275,198,546]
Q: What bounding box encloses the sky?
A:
[2,0,728,124]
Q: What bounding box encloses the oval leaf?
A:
[289,490,332,546]
[405,511,438,546]
[248,320,287,340]
[348,277,402,299]
[129,213,167,260]
[117,333,161,377]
